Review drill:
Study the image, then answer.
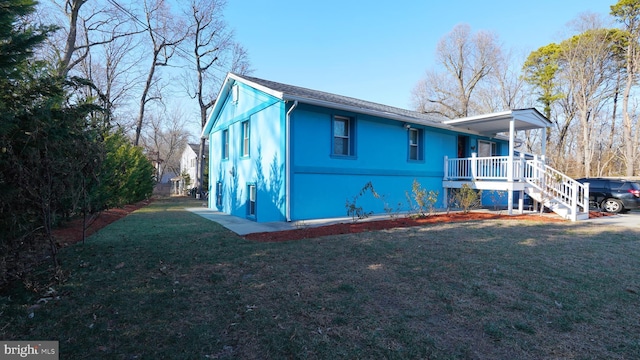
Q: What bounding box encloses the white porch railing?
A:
[444,153,526,181]
[443,154,590,221]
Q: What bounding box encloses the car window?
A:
[618,182,632,190]
[587,179,606,188]
[631,182,640,190]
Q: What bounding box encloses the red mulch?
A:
[244,211,611,243]
[52,199,153,247]
[51,202,610,246]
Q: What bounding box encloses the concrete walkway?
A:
[185,207,400,236]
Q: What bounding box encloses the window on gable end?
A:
[222,129,229,160]
[241,120,250,157]
[232,84,239,104]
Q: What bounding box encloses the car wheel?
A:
[602,198,624,213]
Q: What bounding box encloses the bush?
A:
[406,179,439,217]
[450,184,481,213]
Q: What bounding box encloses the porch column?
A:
[541,126,547,158]
[507,118,515,215]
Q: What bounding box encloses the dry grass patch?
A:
[2,198,639,359]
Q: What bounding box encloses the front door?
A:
[457,136,468,158]
[457,136,469,178]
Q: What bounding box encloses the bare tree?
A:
[612,0,640,176]
[134,0,188,146]
[412,24,501,118]
[558,28,619,177]
[142,108,191,182]
[53,0,142,78]
[183,0,251,196]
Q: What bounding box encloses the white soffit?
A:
[443,109,551,135]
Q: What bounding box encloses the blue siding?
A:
[206,81,511,222]
[289,104,459,220]
[208,82,286,222]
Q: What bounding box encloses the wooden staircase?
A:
[523,159,590,221]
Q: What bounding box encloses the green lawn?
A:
[2,197,640,359]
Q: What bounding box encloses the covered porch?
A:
[441,109,589,221]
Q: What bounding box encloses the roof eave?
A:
[282,94,452,130]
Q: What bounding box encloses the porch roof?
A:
[442,108,551,136]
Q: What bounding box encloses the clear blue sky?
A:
[223,0,613,110]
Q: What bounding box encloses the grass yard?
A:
[2,197,640,359]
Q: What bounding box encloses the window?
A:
[478,140,497,157]
[232,84,239,104]
[408,128,423,161]
[216,181,223,208]
[241,120,250,157]
[333,116,353,156]
[248,184,256,217]
[222,129,229,160]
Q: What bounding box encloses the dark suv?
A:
[576,178,640,213]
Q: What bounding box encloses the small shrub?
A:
[450,184,481,213]
[345,182,376,223]
[406,179,439,217]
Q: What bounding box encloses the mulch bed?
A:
[244,211,611,243]
[52,199,153,247]
[51,202,611,245]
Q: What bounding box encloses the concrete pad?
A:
[185,208,297,235]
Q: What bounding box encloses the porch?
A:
[440,109,589,221]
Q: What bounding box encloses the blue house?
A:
[201,73,590,222]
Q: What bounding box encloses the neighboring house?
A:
[201,73,589,222]
[173,143,208,195]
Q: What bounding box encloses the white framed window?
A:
[222,129,229,160]
[333,116,353,156]
[478,140,497,157]
[408,128,423,161]
[241,120,250,157]
[232,84,239,104]
[248,184,256,217]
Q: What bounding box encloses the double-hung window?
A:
[241,120,250,157]
[408,128,423,161]
[333,116,353,156]
[222,129,229,160]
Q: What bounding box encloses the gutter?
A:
[285,100,298,222]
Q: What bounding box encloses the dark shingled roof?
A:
[188,143,208,153]
[236,74,445,125]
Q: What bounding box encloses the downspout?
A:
[285,100,298,222]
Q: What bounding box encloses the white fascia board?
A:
[442,110,514,126]
[282,94,454,131]
[200,73,287,139]
[512,109,552,127]
[230,73,284,100]
[283,94,515,138]
[200,74,234,139]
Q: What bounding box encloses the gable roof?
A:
[201,73,551,139]
[186,143,209,155]
[237,74,444,125]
